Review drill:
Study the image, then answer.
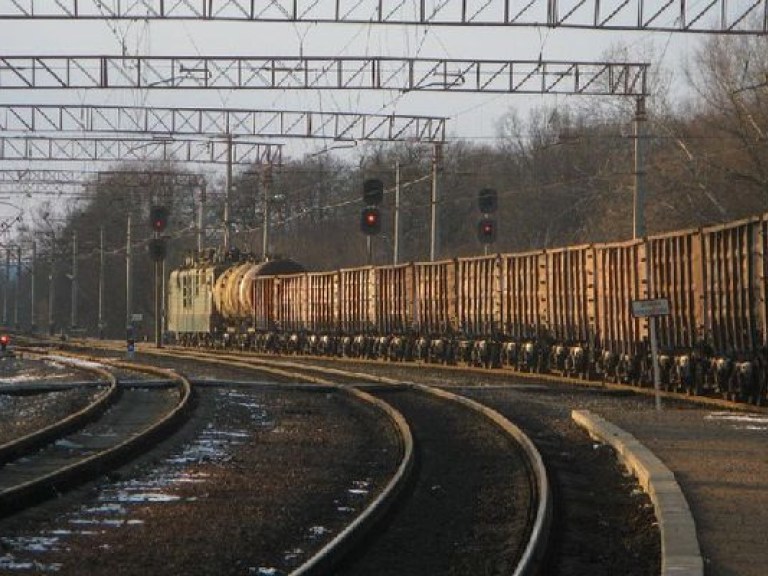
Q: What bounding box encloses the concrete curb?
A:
[571,410,703,576]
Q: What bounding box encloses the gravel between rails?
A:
[333,386,535,576]
[0,359,402,576]
[0,357,104,445]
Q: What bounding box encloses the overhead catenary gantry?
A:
[0,169,204,187]
[0,105,447,143]
[0,0,764,33]
[0,56,649,96]
[0,135,283,165]
[0,169,205,197]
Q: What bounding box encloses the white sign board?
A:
[131,313,144,322]
[631,298,670,318]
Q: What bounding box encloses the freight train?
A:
[167,213,768,405]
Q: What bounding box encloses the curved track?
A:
[0,355,193,518]
[68,345,549,575]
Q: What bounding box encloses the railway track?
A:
[0,354,193,518]
[47,344,550,575]
[146,345,660,575]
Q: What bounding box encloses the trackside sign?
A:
[631,298,670,317]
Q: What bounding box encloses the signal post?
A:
[149,206,169,348]
[361,179,383,265]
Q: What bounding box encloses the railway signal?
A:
[361,207,382,235]
[477,218,496,244]
[150,206,169,233]
[478,188,498,214]
[363,179,384,206]
[0,334,9,351]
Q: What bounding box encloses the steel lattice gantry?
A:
[0,169,204,186]
[0,105,447,143]
[0,0,765,33]
[0,136,282,165]
[0,170,205,197]
[0,56,649,96]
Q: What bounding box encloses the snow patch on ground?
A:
[705,411,768,430]
[0,387,274,572]
[45,355,107,370]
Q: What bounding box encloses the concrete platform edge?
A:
[571,409,703,576]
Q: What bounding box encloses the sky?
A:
[0,11,705,231]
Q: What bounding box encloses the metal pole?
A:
[126,214,132,329]
[394,161,400,265]
[197,182,206,253]
[3,247,9,326]
[14,245,20,329]
[70,230,78,329]
[224,133,232,251]
[162,258,166,335]
[48,237,55,335]
[650,317,662,411]
[98,226,104,338]
[2,247,9,327]
[633,96,647,239]
[366,236,372,266]
[30,240,36,332]
[430,143,442,261]
[262,165,271,261]
[155,256,162,348]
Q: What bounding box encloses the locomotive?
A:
[167,212,768,405]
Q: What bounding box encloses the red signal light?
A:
[477,218,496,244]
[0,334,9,350]
[360,207,382,235]
[150,206,169,233]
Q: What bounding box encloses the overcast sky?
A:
[0,14,704,227]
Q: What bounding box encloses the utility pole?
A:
[223,133,233,252]
[48,237,55,335]
[98,226,104,338]
[430,143,442,262]
[155,243,162,348]
[394,161,401,265]
[3,247,9,326]
[197,182,206,254]
[262,165,271,261]
[70,230,78,330]
[633,96,647,239]
[126,214,132,329]
[30,241,36,332]
[14,245,20,329]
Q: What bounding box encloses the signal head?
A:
[363,178,384,206]
[150,205,169,233]
[478,188,498,214]
[477,217,496,244]
[360,207,382,235]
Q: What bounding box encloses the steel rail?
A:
[0,353,119,465]
[0,353,193,517]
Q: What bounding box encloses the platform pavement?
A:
[578,403,768,576]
